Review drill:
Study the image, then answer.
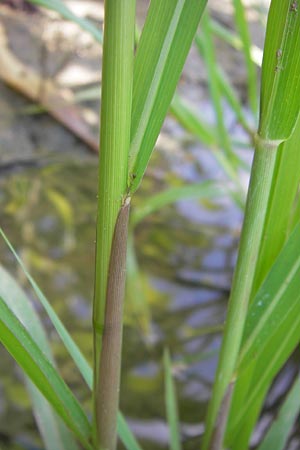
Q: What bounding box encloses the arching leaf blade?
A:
[0,264,79,450]
[164,349,182,450]
[226,221,300,447]
[131,181,224,225]
[0,295,92,448]
[117,413,144,450]
[28,0,102,43]
[27,380,80,450]
[128,0,208,192]
[0,227,92,390]
[232,0,258,114]
[257,373,300,450]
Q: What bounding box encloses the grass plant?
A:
[1,1,300,450]
[203,1,300,448]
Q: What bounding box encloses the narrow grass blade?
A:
[0,265,79,450]
[131,181,224,225]
[259,0,300,140]
[0,294,91,448]
[257,373,300,450]
[210,19,263,67]
[204,3,300,446]
[170,92,247,208]
[232,0,258,113]
[117,413,144,450]
[217,67,254,135]
[0,227,92,389]
[0,231,143,450]
[289,188,300,233]
[196,14,239,168]
[239,221,300,371]
[170,94,245,187]
[225,221,300,447]
[170,93,217,148]
[164,349,182,450]
[194,26,254,137]
[26,380,79,450]
[28,0,102,43]
[128,0,208,192]
[195,13,247,206]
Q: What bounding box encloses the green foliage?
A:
[131,181,224,225]
[0,227,92,389]
[257,373,300,450]
[252,114,300,296]
[29,0,103,43]
[210,18,263,66]
[2,1,300,449]
[232,0,258,114]
[94,0,208,447]
[0,283,91,448]
[226,221,300,447]
[0,228,143,450]
[128,0,208,192]
[259,0,300,140]
[198,14,237,166]
[0,264,79,450]
[170,93,217,148]
[117,413,144,450]
[164,349,182,450]
[203,1,300,448]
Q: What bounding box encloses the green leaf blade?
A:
[197,13,238,166]
[170,93,217,148]
[239,224,300,367]
[0,228,93,390]
[129,0,208,192]
[0,230,142,450]
[257,373,300,450]
[232,0,258,114]
[117,413,144,450]
[164,349,182,450]
[28,0,102,43]
[226,221,300,448]
[0,264,79,450]
[259,0,300,140]
[0,296,91,448]
[26,379,80,450]
[131,181,223,225]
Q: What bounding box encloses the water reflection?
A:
[0,145,243,449]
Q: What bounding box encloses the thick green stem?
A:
[202,136,281,449]
[93,1,135,448]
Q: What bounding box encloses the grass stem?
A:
[93,1,136,448]
[202,135,281,449]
